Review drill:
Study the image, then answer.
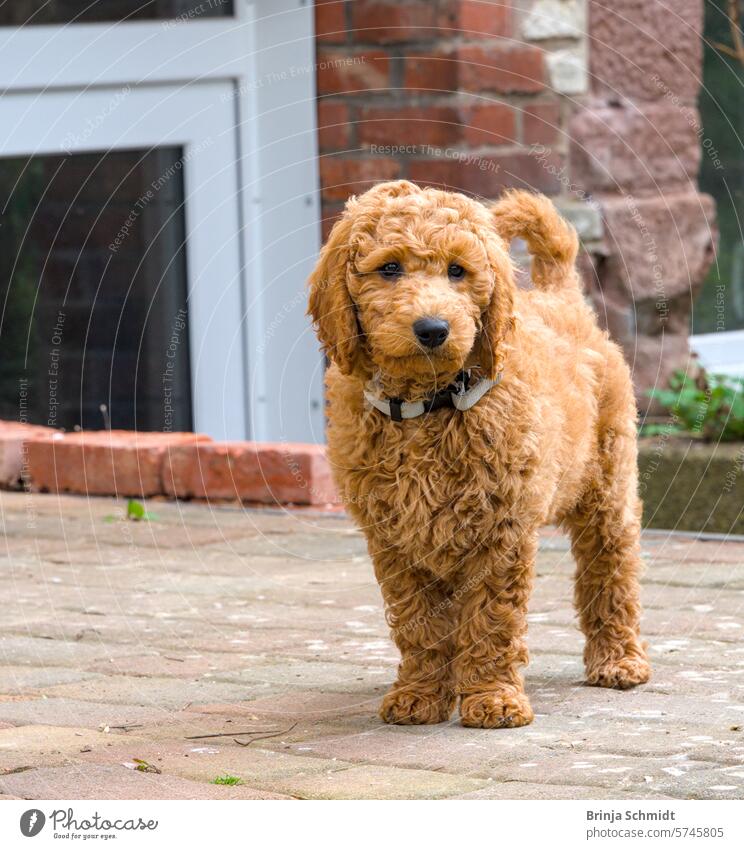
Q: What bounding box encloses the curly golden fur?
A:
[308,180,650,729]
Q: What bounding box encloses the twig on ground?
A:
[184,728,277,740]
[233,722,298,747]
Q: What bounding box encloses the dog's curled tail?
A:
[491,189,580,290]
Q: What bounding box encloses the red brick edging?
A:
[163,441,338,505]
[0,422,339,507]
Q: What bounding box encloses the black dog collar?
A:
[364,370,502,421]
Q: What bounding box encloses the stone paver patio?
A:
[1,490,743,800]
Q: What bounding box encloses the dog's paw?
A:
[379,687,455,725]
[585,655,651,690]
[460,690,534,729]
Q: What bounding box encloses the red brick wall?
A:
[314,0,566,237]
[313,0,716,406]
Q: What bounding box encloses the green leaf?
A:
[126,499,146,521]
[651,390,679,407]
[732,394,744,420]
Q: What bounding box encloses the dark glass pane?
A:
[0,0,233,25]
[694,0,744,332]
[0,148,193,432]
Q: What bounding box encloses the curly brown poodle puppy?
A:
[308,180,650,729]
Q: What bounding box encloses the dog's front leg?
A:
[454,534,537,728]
[374,552,456,725]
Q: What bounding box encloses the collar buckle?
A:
[423,388,454,413]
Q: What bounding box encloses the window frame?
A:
[0,0,324,442]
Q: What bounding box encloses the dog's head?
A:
[307,180,515,385]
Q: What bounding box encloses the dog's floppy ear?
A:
[307,210,361,376]
[479,236,516,380]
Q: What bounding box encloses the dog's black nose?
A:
[413,317,450,348]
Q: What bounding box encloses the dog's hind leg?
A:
[455,531,537,729]
[565,428,651,690]
[375,554,457,725]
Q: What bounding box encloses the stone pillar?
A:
[569,0,717,406]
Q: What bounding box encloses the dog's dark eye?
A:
[378,261,403,280]
[448,263,466,280]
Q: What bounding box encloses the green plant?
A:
[103,499,157,523]
[647,370,744,441]
[638,421,678,438]
[127,499,147,520]
[213,774,243,786]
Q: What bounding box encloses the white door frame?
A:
[0,0,323,442]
